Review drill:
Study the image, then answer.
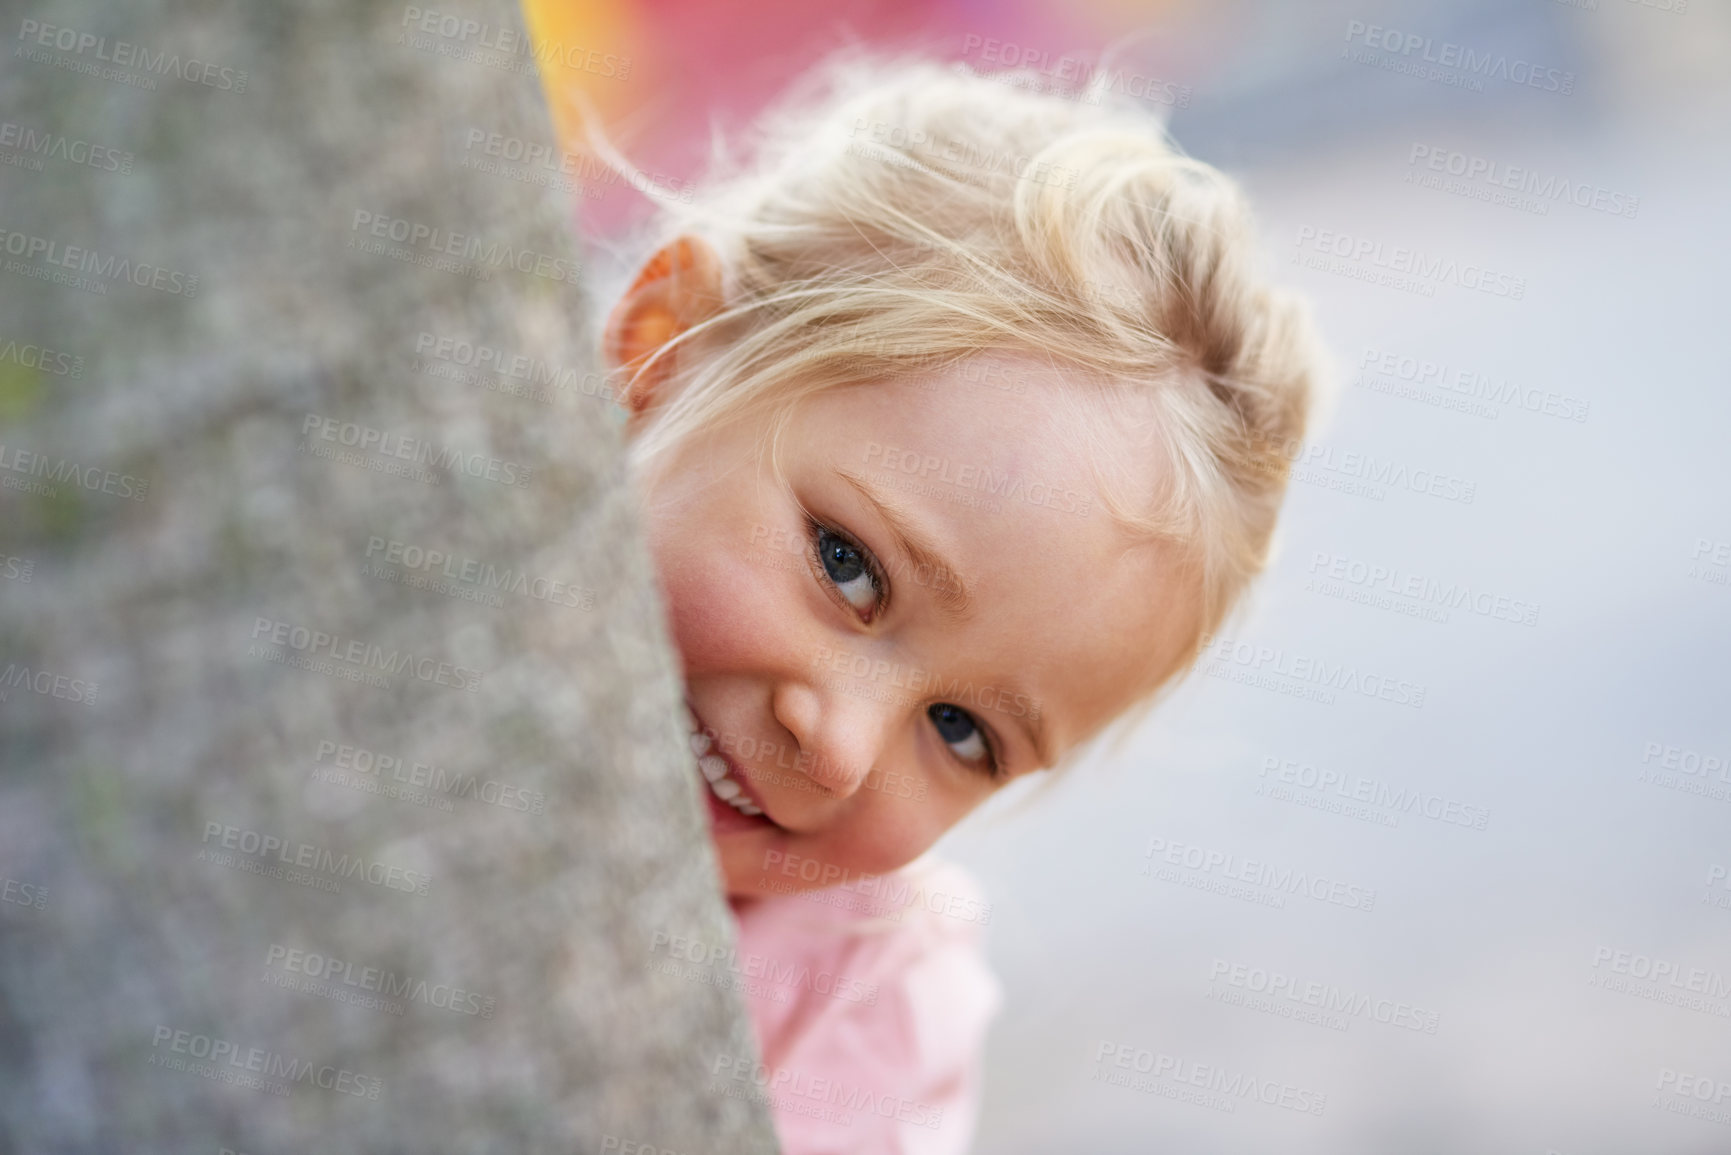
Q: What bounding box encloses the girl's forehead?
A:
[786,358,1168,520]
[804,358,1137,463]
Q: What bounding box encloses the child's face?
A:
[640,361,1198,898]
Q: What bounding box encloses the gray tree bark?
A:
[0,1,777,1151]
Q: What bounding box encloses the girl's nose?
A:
[770,678,890,800]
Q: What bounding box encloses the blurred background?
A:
[532,0,1731,1151]
[4,0,1723,1151]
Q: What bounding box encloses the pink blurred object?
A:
[526,0,1127,231]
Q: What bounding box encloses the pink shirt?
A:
[727,857,1001,1155]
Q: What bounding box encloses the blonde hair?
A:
[592,53,1328,703]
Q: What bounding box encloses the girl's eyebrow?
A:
[835,469,974,622]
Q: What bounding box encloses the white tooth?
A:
[699,754,728,783]
[689,732,713,757]
[711,778,740,800]
[727,795,752,810]
[737,804,763,816]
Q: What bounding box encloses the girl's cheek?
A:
[654,523,798,678]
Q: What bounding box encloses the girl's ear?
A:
[602,234,726,419]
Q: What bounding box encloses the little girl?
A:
[594,55,1325,1154]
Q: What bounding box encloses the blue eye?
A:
[814,524,882,615]
[928,702,990,764]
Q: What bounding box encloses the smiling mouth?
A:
[685,704,779,827]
